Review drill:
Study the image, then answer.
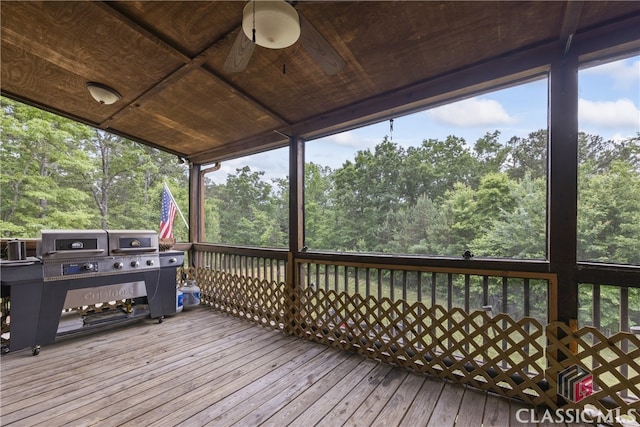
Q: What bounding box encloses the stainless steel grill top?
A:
[39,229,160,281]
[106,230,158,256]
[38,229,108,259]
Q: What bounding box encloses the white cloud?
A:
[426,97,515,127]
[324,131,373,149]
[582,58,640,90]
[326,132,366,148]
[579,98,640,129]
[201,149,290,185]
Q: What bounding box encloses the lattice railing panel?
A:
[293,287,551,406]
[197,268,287,330]
[546,322,640,416]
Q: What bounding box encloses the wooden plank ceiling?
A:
[1,1,639,165]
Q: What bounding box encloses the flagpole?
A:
[164,183,189,230]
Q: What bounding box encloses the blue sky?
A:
[207,55,639,185]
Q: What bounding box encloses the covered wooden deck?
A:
[1,307,582,427]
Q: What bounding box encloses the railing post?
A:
[286,136,305,335]
[284,251,296,335]
[548,53,579,325]
[189,163,201,244]
[548,50,580,407]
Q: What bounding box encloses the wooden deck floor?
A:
[1,307,576,427]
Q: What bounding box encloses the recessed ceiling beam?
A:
[559,1,584,54]
[94,2,292,129]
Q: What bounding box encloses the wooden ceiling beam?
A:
[572,12,640,60]
[188,12,640,165]
[188,40,557,164]
[93,2,191,63]
[558,1,584,54]
[95,2,291,129]
[1,27,97,82]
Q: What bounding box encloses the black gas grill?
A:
[1,229,183,355]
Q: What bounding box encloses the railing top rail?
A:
[192,243,289,260]
[293,251,551,274]
[295,256,557,281]
[577,262,640,288]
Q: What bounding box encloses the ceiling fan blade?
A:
[223,29,256,73]
[298,13,345,75]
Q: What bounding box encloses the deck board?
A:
[259,353,364,426]
[398,376,446,426]
[454,386,487,426]
[426,382,465,426]
[317,362,395,426]
[366,370,426,427]
[1,307,541,426]
[483,392,511,427]
[283,359,380,426]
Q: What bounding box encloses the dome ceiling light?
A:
[242,0,301,49]
[86,82,121,105]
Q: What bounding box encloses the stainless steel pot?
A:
[7,239,26,260]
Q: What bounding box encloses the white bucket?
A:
[176,289,184,313]
[180,281,201,309]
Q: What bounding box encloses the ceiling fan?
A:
[223,0,345,75]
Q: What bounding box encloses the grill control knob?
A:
[114,262,124,269]
[169,257,177,263]
[83,263,94,271]
[131,260,140,267]
[146,259,155,266]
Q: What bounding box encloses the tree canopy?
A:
[3,96,639,267]
[1,98,189,239]
[2,96,638,334]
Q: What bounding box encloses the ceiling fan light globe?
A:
[86,82,121,105]
[242,1,300,49]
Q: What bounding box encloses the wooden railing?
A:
[190,244,289,329]
[297,260,554,324]
[192,244,288,284]
[190,244,639,419]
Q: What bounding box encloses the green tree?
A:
[216,166,283,247]
[474,172,517,230]
[473,130,510,178]
[440,183,477,255]
[202,178,223,243]
[304,162,335,250]
[1,98,95,236]
[405,136,478,203]
[578,160,640,264]
[387,194,450,255]
[473,175,546,258]
[505,129,547,180]
[1,97,188,238]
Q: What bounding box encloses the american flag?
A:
[159,185,177,239]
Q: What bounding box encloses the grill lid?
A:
[38,229,159,259]
[39,230,108,258]
[107,230,158,255]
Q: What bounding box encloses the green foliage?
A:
[1,97,188,239]
[211,166,287,247]
[4,96,638,266]
[473,175,546,258]
[3,97,638,335]
[578,159,640,264]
